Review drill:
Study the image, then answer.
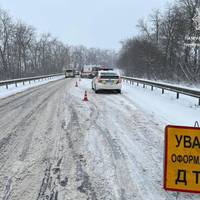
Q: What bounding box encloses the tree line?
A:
[0,8,117,80]
[117,0,200,84]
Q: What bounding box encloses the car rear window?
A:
[99,68,113,71]
[100,73,119,79]
[66,70,73,72]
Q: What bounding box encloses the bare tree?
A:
[117,0,200,84]
[137,18,153,41]
[0,8,13,79]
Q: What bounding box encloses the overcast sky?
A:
[0,0,174,50]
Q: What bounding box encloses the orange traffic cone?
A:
[75,81,78,87]
[83,91,88,101]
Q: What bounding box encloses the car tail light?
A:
[97,77,103,83]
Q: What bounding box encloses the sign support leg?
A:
[194,121,200,127]
[175,192,179,200]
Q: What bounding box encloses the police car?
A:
[92,70,122,93]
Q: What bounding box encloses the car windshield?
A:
[100,73,119,79]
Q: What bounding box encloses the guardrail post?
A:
[143,84,145,88]
[198,98,200,106]
[162,88,164,94]
[23,81,25,85]
[29,80,31,84]
[15,82,17,87]
[6,84,8,89]
[177,92,179,99]
[151,85,153,91]
[137,82,139,86]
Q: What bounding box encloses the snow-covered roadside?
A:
[122,81,200,127]
[0,75,64,99]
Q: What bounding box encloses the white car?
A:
[65,70,75,78]
[92,70,122,93]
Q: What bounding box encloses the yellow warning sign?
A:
[164,125,200,193]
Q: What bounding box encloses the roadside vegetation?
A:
[0,8,117,80]
[117,0,200,84]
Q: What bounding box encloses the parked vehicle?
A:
[90,66,114,78]
[90,67,99,78]
[81,65,93,78]
[92,70,122,93]
[74,70,79,75]
[65,69,75,78]
[81,65,112,78]
[98,67,113,71]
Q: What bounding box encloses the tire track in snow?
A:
[0,86,59,168]
[0,79,68,200]
[89,100,137,200]
[85,91,173,200]
[0,79,64,133]
[64,98,97,200]
[36,82,98,200]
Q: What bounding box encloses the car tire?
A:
[117,89,121,94]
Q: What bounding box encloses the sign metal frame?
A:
[164,125,200,193]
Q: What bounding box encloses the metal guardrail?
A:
[122,76,200,105]
[0,73,64,89]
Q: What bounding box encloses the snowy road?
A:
[0,78,199,200]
